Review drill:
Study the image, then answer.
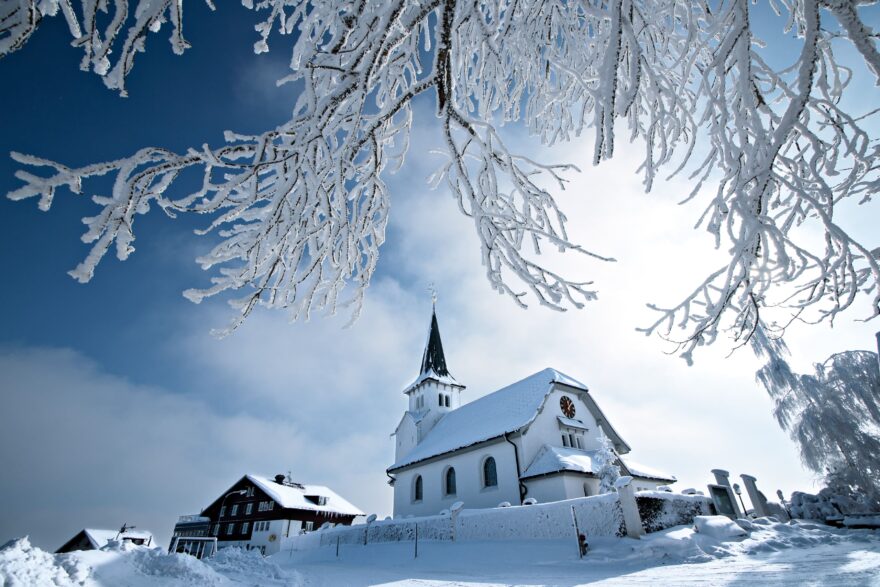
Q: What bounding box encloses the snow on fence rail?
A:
[285,493,628,553]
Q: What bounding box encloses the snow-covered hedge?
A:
[636,491,714,534]
[287,493,627,552]
[313,514,454,548]
[458,493,624,540]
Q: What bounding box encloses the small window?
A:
[305,495,328,506]
[569,433,576,447]
[414,475,423,501]
[583,482,591,496]
[562,435,569,447]
[483,457,498,488]
[246,487,255,497]
[227,523,235,535]
[231,504,239,516]
[220,506,226,518]
[575,436,583,449]
[304,521,314,532]
[445,467,457,496]
[445,395,450,407]
[212,524,219,536]
[438,393,443,406]
[242,522,250,533]
[245,503,253,515]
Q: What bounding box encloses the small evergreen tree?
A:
[593,432,620,494]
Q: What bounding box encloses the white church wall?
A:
[560,473,597,499]
[522,475,566,504]
[393,440,521,517]
[410,380,463,438]
[523,473,600,502]
[394,414,418,462]
[518,386,602,468]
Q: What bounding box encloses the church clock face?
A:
[560,396,576,418]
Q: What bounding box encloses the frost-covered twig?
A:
[4,0,880,351]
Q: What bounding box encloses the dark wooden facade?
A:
[198,476,359,545]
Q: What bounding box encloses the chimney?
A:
[274,474,286,485]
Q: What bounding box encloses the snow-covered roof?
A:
[390,368,628,471]
[520,447,676,482]
[521,445,599,479]
[620,457,676,482]
[403,371,462,393]
[557,416,590,430]
[82,529,153,550]
[246,475,365,517]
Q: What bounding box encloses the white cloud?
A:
[0,345,388,551]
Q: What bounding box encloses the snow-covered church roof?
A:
[389,368,631,471]
[520,444,676,482]
[521,445,599,479]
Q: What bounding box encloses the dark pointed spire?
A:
[420,307,452,378]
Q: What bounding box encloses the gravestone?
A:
[708,484,738,519]
[740,474,770,517]
[710,469,743,518]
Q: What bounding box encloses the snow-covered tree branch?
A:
[3,0,879,352]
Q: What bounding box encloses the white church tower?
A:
[393,304,465,463]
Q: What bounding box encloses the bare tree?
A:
[754,327,880,506]
[3,0,879,355]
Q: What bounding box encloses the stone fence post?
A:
[740,474,770,518]
[614,476,644,539]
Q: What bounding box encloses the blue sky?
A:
[1,3,879,551]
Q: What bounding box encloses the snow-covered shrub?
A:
[789,485,879,523]
[636,492,715,534]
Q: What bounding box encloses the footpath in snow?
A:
[2,517,879,586]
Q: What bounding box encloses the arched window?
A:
[444,395,450,407]
[444,467,457,495]
[438,393,443,406]
[413,475,423,502]
[483,457,498,488]
[583,482,591,497]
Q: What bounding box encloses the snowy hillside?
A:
[2,517,879,586]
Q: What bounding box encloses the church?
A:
[387,307,676,518]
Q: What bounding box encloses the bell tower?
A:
[401,301,465,443]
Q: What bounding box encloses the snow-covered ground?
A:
[3,518,879,586]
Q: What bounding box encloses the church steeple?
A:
[420,307,452,380]
[395,299,466,461]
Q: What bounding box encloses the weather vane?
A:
[428,282,438,307]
